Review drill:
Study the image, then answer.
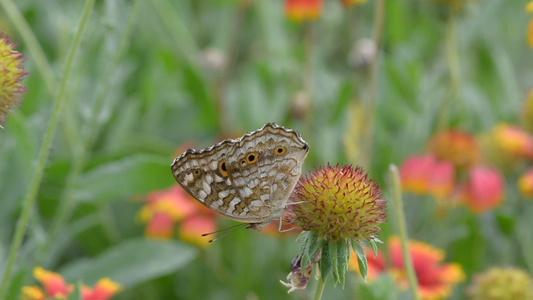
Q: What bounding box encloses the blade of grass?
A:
[0,0,96,297]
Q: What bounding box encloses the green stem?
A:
[437,9,460,130]
[0,0,95,296]
[42,0,142,259]
[361,0,385,168]
[313,270,328,300]
[389,165,421,300]
[0,0,55,94]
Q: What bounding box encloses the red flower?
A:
[399,154,455,199]
[21,267,121,300]
[349,237,464,300]
[461,166,505,213]
[285,0,323,22]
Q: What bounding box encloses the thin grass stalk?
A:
[361,0,385,168]
[0,0,95,297]
[43,0,143,257]
[389,164,421,300]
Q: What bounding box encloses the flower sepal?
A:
[295,230,380,288]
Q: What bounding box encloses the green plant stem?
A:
[0,0,55,94]
[361,0,385,168]
[313,270,328,300]
[437,9,460,130]
[42,0,142,259]
[0,0,95,297]
[389,164,421,300]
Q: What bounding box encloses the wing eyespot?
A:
[246,152,258,164]
[274,146,287,156]
[218,160,228,177]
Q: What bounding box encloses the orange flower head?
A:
[400,154,436,195]
[467,267,533,300]
[462,166,505,214]
[33,267,73,298]
[400,154,455,199]
[493,123,533,159]
[288,164,387,242]
[285,0,323,22]
[137,185,203,239]
[145,212,175,239]
[81,278,122,300]
[350,237,465,300]
[428,130,480,169]
[522,89,533,132]
[0,31,28,125]
[519,168,533,199]
[178,215,217,248]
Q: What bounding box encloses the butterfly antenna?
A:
[202,223,248,243]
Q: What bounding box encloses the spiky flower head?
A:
[283,164,387,290]
[289,164,386,242]
[0,31,27,125]
[467,267,533,300]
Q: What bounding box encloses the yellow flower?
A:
[468,267,533,300]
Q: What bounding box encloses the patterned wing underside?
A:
[225,125,308,224]
[171,123,309,225]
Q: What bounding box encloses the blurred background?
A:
[1,0,533,299]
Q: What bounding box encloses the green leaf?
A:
[75,154,175,203]
[370,239,379,258]
[337,240,350,288]
[60,238,197,288]
[318,241,332,279]
[329,240,339,285]
[306,232,321,263]
[352,241,368,281]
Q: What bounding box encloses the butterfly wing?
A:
[224,123,309,228]
[171,139,246,221]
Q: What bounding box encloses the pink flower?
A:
[462,166,505,213]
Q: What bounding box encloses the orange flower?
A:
[519,168,533,198]
[462,166,505,213]
[178,215,217,248]
[285,0,323,22]
[32,267,72,298]
[137,185,199,239]
[400,154,455,199]
[428,130,481,169]
[21,267,121,300]
[81,278,122,300]
[349,237,465,300]
[493,123,533,159]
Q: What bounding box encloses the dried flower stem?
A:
[0,0,95,297]
[389,164,421,300]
